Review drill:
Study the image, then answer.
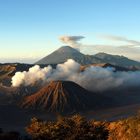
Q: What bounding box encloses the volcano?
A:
[35,46,140,68]
[20,81,109,113]
[35,46,101,65]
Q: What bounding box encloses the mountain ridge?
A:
[94,52,140,68]
[35,46,102,65]
[35,46,140,68]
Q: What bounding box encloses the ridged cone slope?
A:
[20,81,106,113]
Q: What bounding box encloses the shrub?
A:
[26,115,109,140]
[108,115,140,140]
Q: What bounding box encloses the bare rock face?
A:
[20,81,108,113]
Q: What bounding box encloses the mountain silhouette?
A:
[35,46,140,68]
[94,52,140,68]
[35,46,102,65]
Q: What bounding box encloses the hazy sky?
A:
[0,0,140,63]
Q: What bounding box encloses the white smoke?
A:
[11,59,140,92]
[59,36,84,51]
[12,65,52,87]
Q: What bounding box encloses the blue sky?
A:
[0,0,140,63]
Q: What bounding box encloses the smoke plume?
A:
[59,36,84,51]
[11,59,140,91]
[11,65,52,87]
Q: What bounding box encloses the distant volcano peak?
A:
[35,46,140,68]
[35,46,85,65]
[56,46,81,54]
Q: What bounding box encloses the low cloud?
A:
[99,34,140,46]
[59,34,140,60]
[11,59,140,92]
